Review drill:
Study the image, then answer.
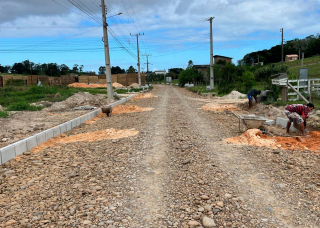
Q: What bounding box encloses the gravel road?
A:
[0,85,319,227]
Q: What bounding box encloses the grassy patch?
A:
[0,85,109,111]
[0,110,9,118]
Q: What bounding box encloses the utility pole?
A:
[281,28,284,65]
[142,54,151,73]
[101,0,113,100]
[208,17,215,90]
[131,33,144,87]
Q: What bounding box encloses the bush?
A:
[5,79,25,87]
[0,110,9,118]
[7,101,43,111]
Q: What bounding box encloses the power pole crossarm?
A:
[142,54,152,73]
[131,33,144,87]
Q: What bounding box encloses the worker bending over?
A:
[285,103,314,136]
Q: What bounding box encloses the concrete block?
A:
[264,120,275,125]
[59,124,67,134]
[26,136,38,151]
[66,121,72,131]
[45,129,54,141]
[71,119,77,128]
[52,126,61,137]
[14,140,27,156]
[76,118,81,126]
[80,116,86,124]
[247,114,256,117]
[36,131,47,144]
[0,145,15,164]
[89,112,95,119]
[276,117,297,131]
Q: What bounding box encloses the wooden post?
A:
[281,86,288,102]
[310,80,313,102]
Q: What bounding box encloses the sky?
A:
[0,0,320,73]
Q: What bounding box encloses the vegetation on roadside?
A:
[0,110,9,118]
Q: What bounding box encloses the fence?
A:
[272,78,320,101]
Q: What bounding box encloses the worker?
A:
[285,103,314,136]
[247,89,261,108]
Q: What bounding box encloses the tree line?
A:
[0,60,140,76]
[240,34,320,65]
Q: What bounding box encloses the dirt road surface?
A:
[0,85,319,227]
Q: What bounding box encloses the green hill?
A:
[273,55,320,79]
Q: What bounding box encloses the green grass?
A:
[0,110,9,118]
[0,85,109,111]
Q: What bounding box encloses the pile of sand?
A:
[113,82,125,89]
[68,83,107,88]
[112,104,154,115]
[45,92,108,111]
[225,129,320,152]
[221,91,246,99]
[239,103,286,119]
[129,83,140,88]
[132,93,157,100]
[202,103,240,112]
[31,128,139,152]
[85,113,105,125]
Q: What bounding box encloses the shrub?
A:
[0,110,9,118]
[7,101,43,111]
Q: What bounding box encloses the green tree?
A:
[99,66,106,75]
[111,66,125,74]
[241,71,256,93]
[126,66,137,73]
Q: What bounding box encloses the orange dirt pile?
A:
[85,113,106,125]
[225,129,320,152]
[202,103,240,112]
[48,113,68,116]
[132,93,157,100]
[112,104,154,115]
[68,83,107,88]
[31,128,139,152]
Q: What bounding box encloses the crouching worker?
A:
[285,103,314,136]
[247,89,261,108]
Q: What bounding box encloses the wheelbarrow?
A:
[228,111,267,132]
[101,105,112,117]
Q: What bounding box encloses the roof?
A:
[213,55,233,59]
[193,65,210,68]
[286,54,298,57]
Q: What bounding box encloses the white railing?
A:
[272,78,320,101]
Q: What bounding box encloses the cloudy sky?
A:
[0,0,320,73]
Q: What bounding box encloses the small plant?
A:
[7,101,43,111]
[0,110,9,118]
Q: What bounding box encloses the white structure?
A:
[154,70,166,75]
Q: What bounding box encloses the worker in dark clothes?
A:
[247,89,261,108]
[285,103,314,136]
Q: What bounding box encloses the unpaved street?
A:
[0,85,320,227]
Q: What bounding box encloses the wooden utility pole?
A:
[131,33,144,87]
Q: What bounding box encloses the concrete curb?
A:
[0,94,137,165]
[276,117,297,131]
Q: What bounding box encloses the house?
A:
[213,55,232,64]
[285,54,298,62]
[154,70,166,75]
[193,65,209,82]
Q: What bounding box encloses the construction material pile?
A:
[221,91,246,99]
[202,103,240,112]
[68,83,106,88]
[112,82,126,89]
[129,83,140,88]
[112,104,154,115]
[225,129,320,152]
[31,128,139,153]
[132,93,157,100]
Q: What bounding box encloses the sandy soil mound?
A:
[129,83,140,88]
[112,104,154,115]
[31,128,139,152]
[44,92,109,111]
[225,129,320,152]
[113,82,125,89]
[221,91,246,99]
[132,93,157,100]
[68,83,107,88]
[202,103,241,112]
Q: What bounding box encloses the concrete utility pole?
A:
[101,0,113,100]
[208,17,215,90]
[281,28,284,65]
[142,54,151,73]
[131,33,144,87]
